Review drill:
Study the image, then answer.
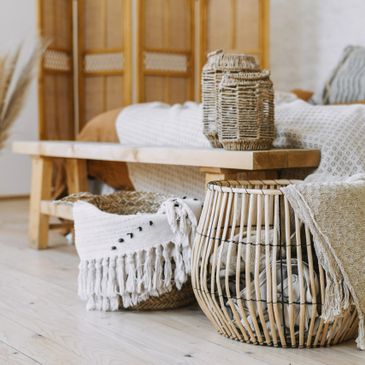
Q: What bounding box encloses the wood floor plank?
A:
[0,264,262,365]
[0,199,364,365]
[0,314,84,365]
[0,340,39,365]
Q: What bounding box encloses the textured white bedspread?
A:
[274,100,365,181]
[116,102,211,199]
[116,98,365,196]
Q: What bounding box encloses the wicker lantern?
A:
[192,180,357,348]
[202,50,258,148]
[217,70,275,150]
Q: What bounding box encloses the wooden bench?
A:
[13,141,320,249]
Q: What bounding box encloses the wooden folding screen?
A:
[37,0,269,139]
[136,0,195,103]
[200,0,269,68]
[77,0,131,129]
[37,0,74,140]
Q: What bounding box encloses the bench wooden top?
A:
[13,141,320,171]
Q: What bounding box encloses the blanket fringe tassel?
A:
[79,241,191,311]
[78,197,198,311]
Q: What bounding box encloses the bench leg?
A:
[201,168,238,187]
[66,159,88,194]
[28,156,53,249]
[201,168,279,187]
[65,159,88,243]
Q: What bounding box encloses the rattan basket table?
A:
[192,180,357,348]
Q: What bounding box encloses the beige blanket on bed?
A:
[283,175,365,349]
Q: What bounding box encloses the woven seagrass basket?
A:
[132,282,194,311]
[202,49,258,148]
[192,180,357,348]
[61,191,196,311]
[218,70,275,150]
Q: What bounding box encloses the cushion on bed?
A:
[53,108,134,199]
[77,108,134,191]
[311,45,365,105]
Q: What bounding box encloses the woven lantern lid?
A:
[219,69,272,87]
[204,49,259,71]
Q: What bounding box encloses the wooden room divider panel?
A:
[77,0,131,129]
[37,0,75,140]
[200,0,269,68]
[136,0,195,103]
[37,0,269,138]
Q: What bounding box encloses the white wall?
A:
[270,0,365,92]
[0,0,38,197]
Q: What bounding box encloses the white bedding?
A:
[116,102,210,199]
[115,101,209,148]
[116,92,365,197]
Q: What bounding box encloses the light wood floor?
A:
[1,199,365,365]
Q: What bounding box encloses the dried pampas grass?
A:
[0,42,42,150]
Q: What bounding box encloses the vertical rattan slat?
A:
[304,226,318,348]
[136,0,195,103]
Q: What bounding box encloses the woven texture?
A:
[61,191,167,215]
[144,52,188,72]
[274,100,365,179]
[131,282,194,311]
[202,50,259,148]
[218,70,275,150]
[192,180,358,348]
[84,53,124,72]
[44,49,71,71]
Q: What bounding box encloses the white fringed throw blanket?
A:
[73,197,202,311]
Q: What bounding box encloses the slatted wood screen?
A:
[77,0,131,130]
[200,0,269,68]
[37,0,74,140]
[37,0,269,138]
[136,0,195,103]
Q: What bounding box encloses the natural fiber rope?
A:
[218,71,275,150]
[202,49,259,148]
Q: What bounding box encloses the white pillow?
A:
[311,45,365,105]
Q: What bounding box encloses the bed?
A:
[53,108,132,198]
[68,82,365,199]
[59,90,309,196]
